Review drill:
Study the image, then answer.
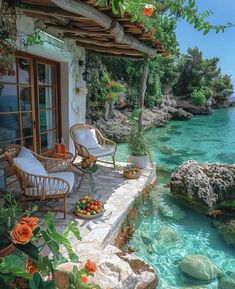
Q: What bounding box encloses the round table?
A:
[48,151,74,171]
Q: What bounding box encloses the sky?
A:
[176,0,235,96]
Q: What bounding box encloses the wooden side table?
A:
[47,151,74,171]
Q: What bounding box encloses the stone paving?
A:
[56,161,155,249]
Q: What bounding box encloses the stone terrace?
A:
[55,162,155,249]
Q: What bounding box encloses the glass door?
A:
[0,56,36,151]
[36,61,59,153]
[0,54,60,154]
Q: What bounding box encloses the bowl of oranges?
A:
[74,196,104,219]
[123,166,141,179]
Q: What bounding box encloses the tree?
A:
[174,47,220,97]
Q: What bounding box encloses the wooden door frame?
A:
[16,51,61,154]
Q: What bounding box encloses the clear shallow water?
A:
[116,107,235,289]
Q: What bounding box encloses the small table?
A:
[48,151,74,171]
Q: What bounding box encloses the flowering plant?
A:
[0,212,101,289]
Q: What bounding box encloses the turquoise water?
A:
[116,107,235,289]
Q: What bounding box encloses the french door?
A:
[0,54,60,153]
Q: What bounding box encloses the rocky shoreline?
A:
[88,96,233,142]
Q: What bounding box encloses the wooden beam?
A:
[50,0,112,29]
[50,0,157,57]
[75,42,142,57]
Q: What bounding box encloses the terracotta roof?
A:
[18,0,166,58]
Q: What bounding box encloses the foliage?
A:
[174,47,233,104]
[88,54,125,103]
[190,86,212,106]
[25,31,44,48]
[127,129,149,156]
[97,0,234,51]
[127,110,149,156]
[0,212,101,289]
[105,80,126,102]
[212,74,234,101]
[0,192,25,250]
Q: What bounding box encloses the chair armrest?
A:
[73,143,90,159]
[102,137,117,150]
[32,152,70,173]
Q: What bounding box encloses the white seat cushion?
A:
[24,172,74,197]
[48,172,74,191]
[88,147,113,157]
[74,128,101,149]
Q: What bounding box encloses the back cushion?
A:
[17,146,35,159]
[74,128,101,149]
[14,156,48,186]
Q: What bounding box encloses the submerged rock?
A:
[156,226,181,244]
[215,219,235,246]
[158,200,186,220]
[220,272,235,289]
[170,160,235,210]
[179,255,219,281]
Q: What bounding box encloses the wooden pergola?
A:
[17,0,166,58]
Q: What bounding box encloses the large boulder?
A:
[176,100,212,115]
[179,255,219,281]
[170,160,235,209]
[169,107,193,120]
[220,272,235,289]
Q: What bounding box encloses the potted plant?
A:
[127,129,149,169]
[0,211,102,289]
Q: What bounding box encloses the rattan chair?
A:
[4,144,74,219]
[70,124,117,167]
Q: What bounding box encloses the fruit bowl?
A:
[81,156,97,169]
[123,167,141,179]
[74,196,104,219]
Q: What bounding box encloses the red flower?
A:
[85,259,97,273]
[81,274,88,284]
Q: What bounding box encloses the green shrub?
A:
[191,88,207,105]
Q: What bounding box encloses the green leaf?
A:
[63,222,81,241]
[48,231,78,262]
[44,212,55,233]
[29,272,43,289]
[0,253,32,279]
[15,242,39,261]
[44,280,56,289]
[41,230,59,256]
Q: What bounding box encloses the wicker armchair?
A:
[4,144,74,219]
[70,124,117,167]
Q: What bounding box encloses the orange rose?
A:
[85,259,97,273]
[19,217,39,231]
[10,223,33,244]
[25,259,38,275]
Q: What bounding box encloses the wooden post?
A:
[138,55,149,132]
